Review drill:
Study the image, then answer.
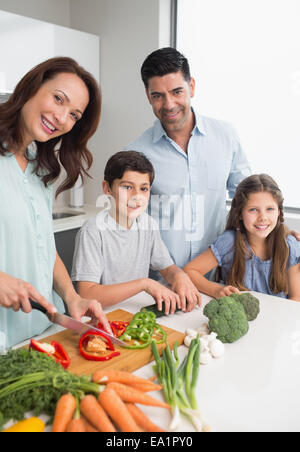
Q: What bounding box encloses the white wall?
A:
[0,0,170,206]
[69,0,170,205]
[0,0,70,26]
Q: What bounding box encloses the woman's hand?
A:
[65,293,112,334]
[0,272,57,314]
[144,279,180,315]
[213,285,240,299]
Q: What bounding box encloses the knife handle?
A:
[29,299,48,315]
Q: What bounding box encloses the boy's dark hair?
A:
[104,151,155,187]
[141,47,191,88]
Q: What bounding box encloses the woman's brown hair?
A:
[224,174,289,294]
[0,57,101,196]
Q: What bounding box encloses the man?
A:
[125,47,251,271]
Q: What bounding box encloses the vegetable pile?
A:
[52,369,169,432]
[151,337,210,432]
[203,293,260,343]
[0,349,170,432]
[0,349,100,430]
[120,311,166,349]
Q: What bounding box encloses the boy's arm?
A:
[159,265,202,312]
[78,278,181,314]
[77,279,147,308]
[287,263,300,301]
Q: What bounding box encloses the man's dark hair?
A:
[104,151,155,187]
[141,47,191,88]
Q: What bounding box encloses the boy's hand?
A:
[171,272,202,312]
[144,279,180,315]
[213,285,240,299]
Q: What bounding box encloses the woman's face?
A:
[20,72,89,146]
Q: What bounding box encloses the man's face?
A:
[146,71,195,134]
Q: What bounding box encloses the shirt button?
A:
[23,178,28,184]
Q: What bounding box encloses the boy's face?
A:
[103,170,151,225]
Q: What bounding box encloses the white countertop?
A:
[53,204,101,233]
[12,290,300,432]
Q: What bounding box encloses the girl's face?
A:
[20,72,89,147]
[241,191,280,243]
[103,170,151,228]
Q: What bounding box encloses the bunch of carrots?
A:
[52,369,169,432]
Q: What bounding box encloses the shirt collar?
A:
[152,107,206,144]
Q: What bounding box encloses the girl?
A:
[184,174,300,301]
[0,57,111,348]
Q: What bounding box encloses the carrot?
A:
[66,418,86,432]
[66,399,86,432]
[148,375,157,382]
[127,382,163,392]
[126,403,166,432]
[98,387,142,432]
[106,382,170,409]
[93,369,158,387]
[52,393,77,432]
[82,417,99,432]
[80,394,116,432]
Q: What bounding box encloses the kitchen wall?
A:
[0,0,171,207]
[69,0,171,206]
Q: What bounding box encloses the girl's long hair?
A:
[224,174,289,294]
[0,57,101,197]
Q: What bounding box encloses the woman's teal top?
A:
[0,148,64,349]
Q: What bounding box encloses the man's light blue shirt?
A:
[125,110,251,269]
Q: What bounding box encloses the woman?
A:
[0,57,111,348]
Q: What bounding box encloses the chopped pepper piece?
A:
[79,330,120,361]
[29,338,70,369]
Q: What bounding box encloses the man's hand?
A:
[171,271,202,312]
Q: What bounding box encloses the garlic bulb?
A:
[209,339,225,358]
[200,351,213,365]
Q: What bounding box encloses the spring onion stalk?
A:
[151,336,209,432]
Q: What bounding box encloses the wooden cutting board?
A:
[36,309,185,375]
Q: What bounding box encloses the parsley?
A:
[0,349,100,429]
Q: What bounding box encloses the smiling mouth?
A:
[254,225,270,231]
[41,116,57,133]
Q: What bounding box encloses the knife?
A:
[29,299,126,347]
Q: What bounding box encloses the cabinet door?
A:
[0,10,99,92]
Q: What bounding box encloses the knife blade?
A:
[29,299,126,347]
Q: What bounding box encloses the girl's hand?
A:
[65,294,112,334]
[171,272,202,312]
[0,272,57,314]
[144,279,180,315]
[214,285,240,299]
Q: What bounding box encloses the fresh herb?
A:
[0,349,101,429]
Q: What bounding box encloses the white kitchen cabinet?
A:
[0,10,99,92]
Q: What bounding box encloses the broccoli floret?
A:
[203,296,249,343]
[230,293,260,321]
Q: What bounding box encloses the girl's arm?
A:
[53,253,112,333]
[287,263,300,301]
[183,249,240,299]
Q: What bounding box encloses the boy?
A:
[71,151,201,314]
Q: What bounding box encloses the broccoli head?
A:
[230,293,260,321]
[203,296,249,343]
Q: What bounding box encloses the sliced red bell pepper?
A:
[109,321,129,338]
[29,338,70,369]
[78,330,120,362]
